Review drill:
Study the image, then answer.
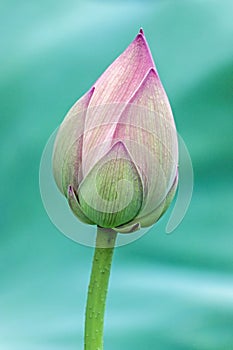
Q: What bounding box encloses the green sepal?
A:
[78,141,143,228]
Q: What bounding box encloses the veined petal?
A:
[139,172,178,227]
[91,30,155,105]
[111,68,178,218]
[78,141,143,228]
[52,87,94,195]
[82,30,155,176]
[112,170,177,229]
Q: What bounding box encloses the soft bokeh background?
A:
[1,0,233,349]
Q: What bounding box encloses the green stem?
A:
[84,227,117,350]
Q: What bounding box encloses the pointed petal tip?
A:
[133,31,155,69]
[111,140,129,155]
[147,67,158,78]
[140,67,160,88]
[128,67,159,104]
[135,31,147,44]
[67,185,77,200]
[112,139,125,148]
[88,86,95,97]
[134,27,148,45]
[144,67,160,83]
[139,28,144,35]
[68,185,73,195]
[108,140,134,161]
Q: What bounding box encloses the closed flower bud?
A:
[53,29,178,233]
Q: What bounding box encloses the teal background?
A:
[1,0,233,349]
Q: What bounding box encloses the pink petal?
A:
[111,68,178,218]
[91,31,155,105]
[53,87,94,194]
[82,30,155,176]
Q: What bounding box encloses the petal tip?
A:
[128,67,159,104]
[68,185,73,195]
[145,67,159,80]
[67,184,77,200]
[88,86,95,98]
[135,31,147,44]
[133,31,155,69]
[139,28,144,35]
[111,140,128,155]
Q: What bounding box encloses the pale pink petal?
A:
[139,172,178,227]
[91,31,155,105]
[52,87,94,194]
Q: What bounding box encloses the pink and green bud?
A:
[53,29,178,233]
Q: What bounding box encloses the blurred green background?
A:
[1,0,233,349]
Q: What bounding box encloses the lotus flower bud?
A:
[53,29,178,233]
